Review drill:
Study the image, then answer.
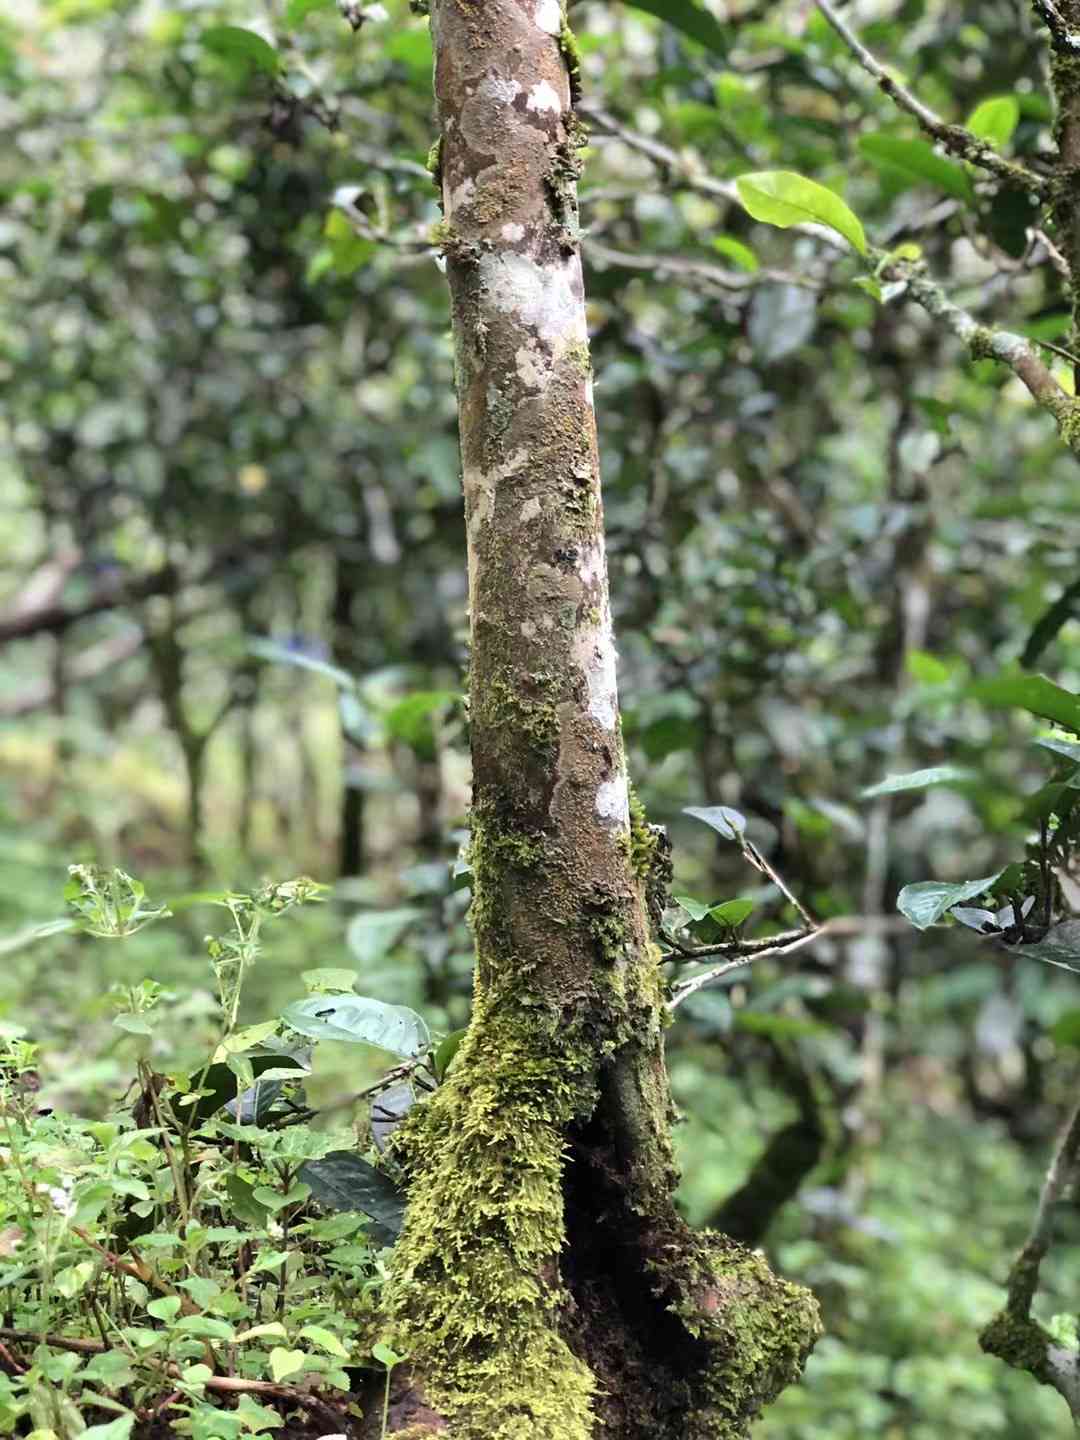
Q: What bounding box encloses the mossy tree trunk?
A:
[378,5,821,1436]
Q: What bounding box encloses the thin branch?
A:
[669,928,822,1010]
[586,237,816,292]
[815,0,1046,195]
[881,256,1080,448]
[742,838,818,929]
[580,104,740,204]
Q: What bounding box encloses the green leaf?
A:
[966,96,1019,149]
[268,1348,307,1382]
[200,26,280,75]
[712,235,758,271]
[180,1046,309,1128]
[299,1150,406,1239]
[858,134,974,202]
[906,650,952,685]
[147,1297,182,1323]
[623,0,729,56]
[969,670,1080,734]
[299,1325,348,1358]
[1016,920,1080,974]
[433,1027,467,1081]
[372,1341,407,1368]
[176,1315,235,1342]
[285,0,333,23]
[1035,735,1080,764]
[673,894,712,922]
[82,1418,135,1440]
[896,873,1003,930]
[282,995,429,1056]
[683,805,747,839]
[861,765,976,799]
[302,967,358,994]
[736,171,867,255]
[346,907,423,965]
[709,899,755,927]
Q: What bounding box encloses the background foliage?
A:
[4,0,1080,1434]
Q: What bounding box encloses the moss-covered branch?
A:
[979,1097,1080,1419]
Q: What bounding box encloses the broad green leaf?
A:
[683,805,747,839]
[180,1047,308,1127]
[299,1150,406,1240]
[268,1348,306,1382]
[300,1325,348,1358]
[673,894,712,922]
[736,171,867,255]
[861,765,976,799]
[433,1027,467,1081]
[176,1315,235,1342]
[82,1419,135,1440]
[712,235,758,271]
[966,96,1019,149]
[897,872,1003,930]
[969,670,1080,734]
[282,994,429,1057]
[200,26,280,75]
[623,0,728,56]
[1018,920,1080,975]
[906,650,952,685]
[1035,736,1080,764]
[372,1341,407,1368]
[346,907,422,965]
[858,134,974,202]
[302,967,358,994]
[709,899,755,927]
[285,0,333,23]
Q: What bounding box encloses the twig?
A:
[741,838,818,929]
[579,104,740,204]
[1033,227,1072,280]
[815,0,1046,195]
[586,237,816,291]
[669,928,822,1010]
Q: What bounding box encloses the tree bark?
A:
[379,5,821,1437]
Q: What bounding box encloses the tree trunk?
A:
[379,5,821,1436]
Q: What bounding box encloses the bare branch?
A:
[669,928,822,1010]
[815,0,1046,195]
[586,237,815,292]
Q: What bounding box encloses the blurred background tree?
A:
[4,0,1080,1433]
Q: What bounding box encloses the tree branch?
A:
[1032,0,1080,53]
[815,0,1046,195]
[980,1097,1080,1418]
[881,256,1080,449]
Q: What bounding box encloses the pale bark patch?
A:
[533,0,562,35]
[480,252,587,347]
[596,775,630,828]
[502,222,526,242]
[527,80,562,113]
